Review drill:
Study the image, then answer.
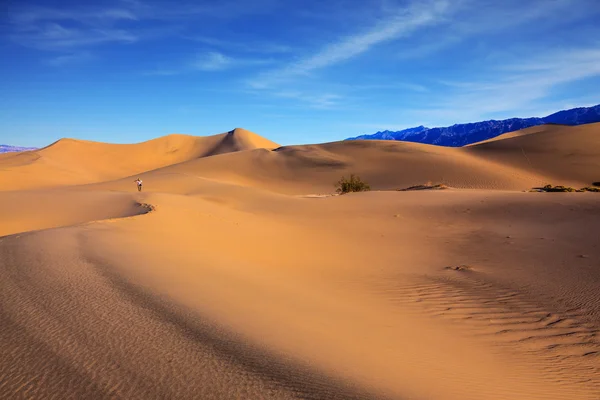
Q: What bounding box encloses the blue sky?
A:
[1,0,600,147]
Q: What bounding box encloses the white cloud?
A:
[7,1,278,52]
[292,1,449,72]
[249,0,451,88]
[349,82,429,93]
[143,51,275,75]
[271,91,343,109]
[407,47,600,125]
[192,52,232,71]
[10,6,138,25]
[8,4,139,51]
[191,51,275,72]
[11,24,137,50]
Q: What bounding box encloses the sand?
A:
[1,124,599,399]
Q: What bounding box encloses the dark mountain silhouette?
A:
[346,104,600,146]
[0,145,38,153]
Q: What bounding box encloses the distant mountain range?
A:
[346,104,600,146]
[0,145,38,153]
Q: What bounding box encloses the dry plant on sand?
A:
[335,174,370,194]
[398,181,449,191]
[532,184,600,192]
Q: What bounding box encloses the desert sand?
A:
[1,125,599,399]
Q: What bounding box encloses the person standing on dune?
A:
[134,178,143,192]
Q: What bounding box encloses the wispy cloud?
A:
[184,35,292,54]
[391,0,600,61]
[348,82,429,93]
[45,52,94,66]
[7,4,139,51]
[407,47,600,125]
[6,1,280,52]
[240,0,446,111]
[10,6,138,25]
[192,52,232,71]
[144,51,275,75]
[11,23,138,50]
[248,0,452,89]
[114,0,281,21]
[190,51,275,71]
[271,91,343,109]
[451,0,594,36]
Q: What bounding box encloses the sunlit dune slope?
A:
[467,123,566,145]
[102,138,546,195]
[2,124,598,194]
[465,122,600,186]
[0,190,151,237]
[1,188,599,399]
[1,122,599,399]
[0,128,278,191]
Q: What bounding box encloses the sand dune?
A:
[90,138,548,196]
[468,123,566,144]
[4,124,597,194]
[0,128,278,191]
[465,122,600,187]
[1,125,599,399]
[0,189,152,237]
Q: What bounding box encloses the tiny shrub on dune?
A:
[542,184,576,192]
[398,182,449,191]
[579,186,600,192]
[335,174,370,194]
[593,182,600,187]
[535,184,600,193]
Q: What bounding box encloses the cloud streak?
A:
[249,0,451,88]
[6,0,280,52]
[408,47,600,125]
[45,52,94,66]
[7,4,140,51]
[184,35,292,54]
[144,51,275,75]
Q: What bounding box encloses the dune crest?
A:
[0,128,279,191]
[4,123,598,193]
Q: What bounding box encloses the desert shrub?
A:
[335,174,370,194]
[593,182,600,187]
[535,184,600,193]
[579,186,600,192]
[399,182,448,191]
[542,184,576,192]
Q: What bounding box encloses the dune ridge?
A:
[2,123,598,194]
[0,128,279,191]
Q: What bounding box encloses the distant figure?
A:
[134,178,143,192]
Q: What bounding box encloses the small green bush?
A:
[335,174,370,194]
